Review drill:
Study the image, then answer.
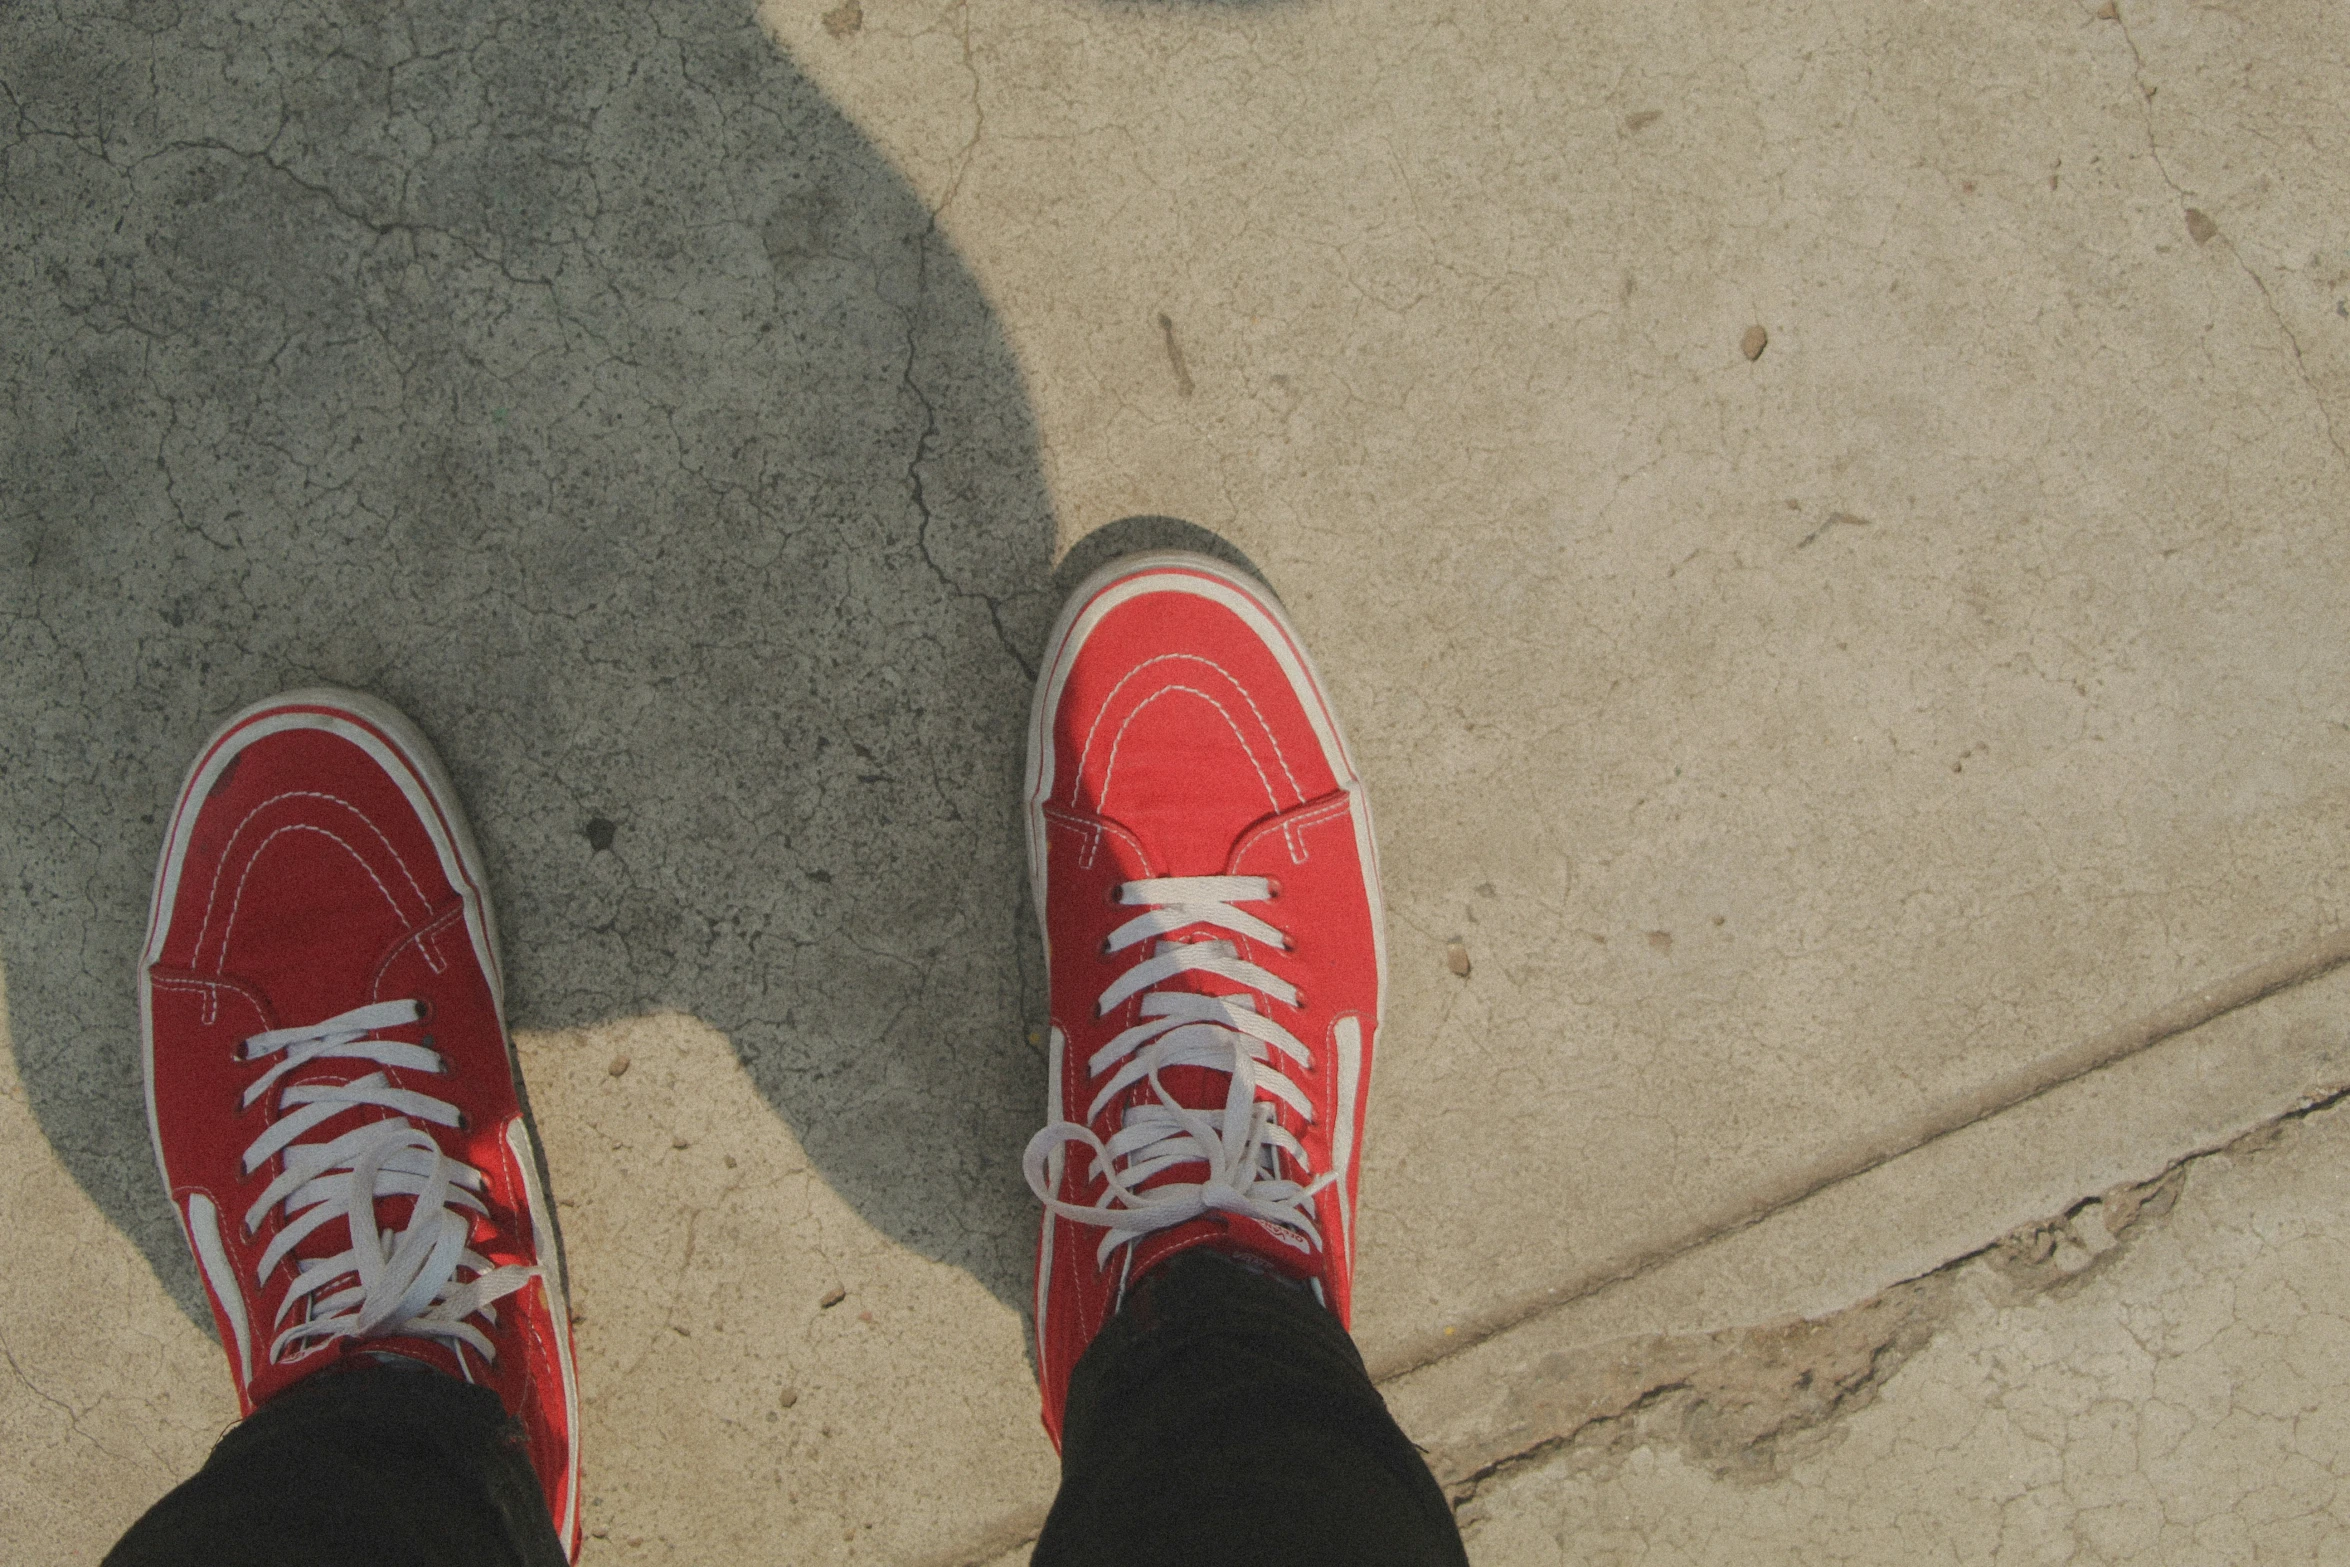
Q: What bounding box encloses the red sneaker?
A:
[1022,553,1386,1446]
[140,690,580,1556]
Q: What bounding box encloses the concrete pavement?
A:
[5,0,2347,1560]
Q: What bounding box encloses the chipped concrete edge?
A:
[1433,1087,2349,1502]
[921,1083,2350,1567]
[911,939,2350,1559]
[1372,926,2350,1381]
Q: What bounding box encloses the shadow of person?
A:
[0,0,1059,1326]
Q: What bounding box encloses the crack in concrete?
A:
[928,1086,2350,1567]
[1373,926,2350,1384]
[897,224,1036,683]
[0,1323,123,1462]
[2110,9,2349,471]
[928,0,985,224]
[1444,1080,2350,1509]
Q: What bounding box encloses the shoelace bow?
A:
[1024,875,1330,1266]
[238,999,531,1366]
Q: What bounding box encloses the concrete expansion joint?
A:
[10,0,2350,1558]
[1379,926,2350,1386]
[1437,1080,2350,1516]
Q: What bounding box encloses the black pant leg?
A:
[106,1359,566,1567]
[1035,1250,1468,1567]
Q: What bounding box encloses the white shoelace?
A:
[238,1000,531,1367]
[1024,876,1330,1267]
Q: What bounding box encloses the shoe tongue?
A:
[329,1334,469,1381]
[1128,943,1254,1117]
[1124,1214,1320,1297]
[1136,1061,1235,1119]
[354,1345,456,1377]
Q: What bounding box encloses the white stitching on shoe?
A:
[1047,812,1104,871]
[1076,653,1306,807]
[198,791,432,969]
[151,972,233,1029]
[1233,791,1354,868]
[1045,806,1151,878]
[371,903,461,985]
[1099,685,1286,819]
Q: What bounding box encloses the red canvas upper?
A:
[1023,555,1386,1447]
[140,693,579,1557]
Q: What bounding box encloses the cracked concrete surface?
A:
[1460,1096,2350,1565]
[6,0,2350,1561]
[3,0,1059,1330]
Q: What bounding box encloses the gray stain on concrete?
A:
[1,0,1055,1324]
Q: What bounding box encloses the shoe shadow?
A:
[1048,515,1272,605]
[1,0,1073,1329]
